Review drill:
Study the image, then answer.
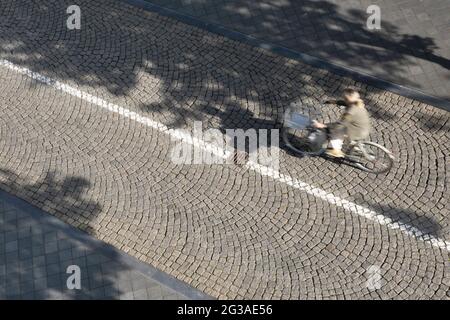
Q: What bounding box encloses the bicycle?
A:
[283,110,395,174]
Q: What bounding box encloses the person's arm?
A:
[315,101,351,128]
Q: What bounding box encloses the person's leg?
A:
[330,139,343,150]
[326,123,346,157]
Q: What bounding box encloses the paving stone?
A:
[0,191,197,300]
[0,0,448,299]
[147,0,450,101]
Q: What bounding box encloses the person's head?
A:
[342,88,361,104]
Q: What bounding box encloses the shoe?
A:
[326,148,345,158]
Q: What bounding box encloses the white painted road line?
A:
[0,59,232,161]
[245,162,450,252]
[1,58,449,252]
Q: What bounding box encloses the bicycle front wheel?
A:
[282,127,326,156]
[348,141,394,174]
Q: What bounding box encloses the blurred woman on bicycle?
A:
[313,88,371,158]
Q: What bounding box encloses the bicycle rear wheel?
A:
[347,141,394,174]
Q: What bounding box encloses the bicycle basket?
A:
[284,112,311,130]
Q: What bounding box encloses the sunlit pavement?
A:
[0,0,448,299]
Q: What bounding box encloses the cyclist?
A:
[313,88,371,158]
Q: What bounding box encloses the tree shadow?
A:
[1,0,447,140]
[413,110,450,133]
[147,0,450,97]
[0,1,447,300]
[0,168,137,299]
[0,0,446,194]
[0,169,100,233]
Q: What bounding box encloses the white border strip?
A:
[1,58,449,252]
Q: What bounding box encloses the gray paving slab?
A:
[0,190,209,300]
[143,0,450,102]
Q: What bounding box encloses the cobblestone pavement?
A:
[0,0,449,299]
[0,190,205,299]
[145,0,450,101]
